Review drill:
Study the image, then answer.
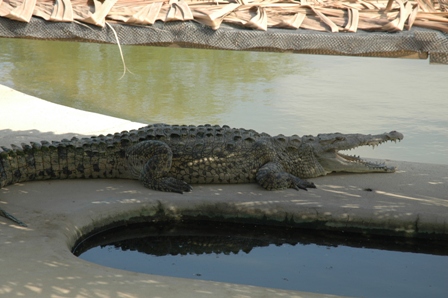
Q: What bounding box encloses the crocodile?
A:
[0,124,403,226]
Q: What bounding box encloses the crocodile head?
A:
[304,131,404,175]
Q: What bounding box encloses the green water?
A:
[0,39,301,124]
[1,38,447,164]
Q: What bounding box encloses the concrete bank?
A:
[1,85,447,297]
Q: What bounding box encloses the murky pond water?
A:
[0,38,447,164]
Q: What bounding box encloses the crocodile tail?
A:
[1,141,83,186]
[1,145,16,188]
[0,147,27,226]
[1,136,130,187]
[0,161,6,188]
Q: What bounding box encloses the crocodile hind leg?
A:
[126,140,192,193]
[256,162,316,191]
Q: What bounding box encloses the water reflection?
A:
[0,38,447,164]
[0,38,302,123]
[74,221,448,298]
[73,221,448,257]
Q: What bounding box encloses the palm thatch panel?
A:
[0,0,447,32]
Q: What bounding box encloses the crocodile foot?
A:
[256,161,316,191]
[289,176,316,191]
[142,177,193,194]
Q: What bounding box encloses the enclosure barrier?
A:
[1,0,447,63]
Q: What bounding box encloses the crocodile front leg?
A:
[126,140,192,193]
[256,162,316,191]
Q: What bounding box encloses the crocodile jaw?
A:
[311,131,404,174]
[317,151,398,174]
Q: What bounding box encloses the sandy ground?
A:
[1,84,447,297]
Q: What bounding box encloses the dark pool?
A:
[73,221,448,297]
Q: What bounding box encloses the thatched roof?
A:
[0,0,447,33]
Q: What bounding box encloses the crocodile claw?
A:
[160,177,193,194]
[291,177,316,191]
